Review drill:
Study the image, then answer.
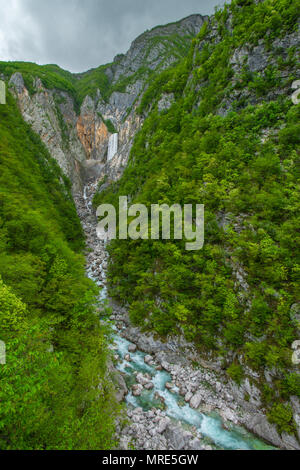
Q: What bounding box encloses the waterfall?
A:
[0,80,6,105]
[107,133,119,161]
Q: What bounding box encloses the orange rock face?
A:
[95,120,109,158]
[77,114,109,161]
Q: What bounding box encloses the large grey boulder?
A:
[132,384,143,397]
[164,424,190,450]
[157,417,171,434]
[114,373,128,402]
[190,392,203,409]
[136,373,151,386]
[128,344,137,353]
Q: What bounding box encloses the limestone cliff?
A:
[8,72,86,193]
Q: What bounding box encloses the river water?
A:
[82,184,274,451]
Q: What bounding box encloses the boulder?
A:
[190,392,203,409]
[164,424,188,450]
[185,392,193,403]
[144,382,154,391]
[161,361,172,372]
[136,373,151,386]
[154,392,165,404]
[132,384,143,397]
[144,355,153,365]
[157,417,171,434]
[165,382,174,390]
[128,344,137,353]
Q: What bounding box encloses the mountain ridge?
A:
[0,13,207,191]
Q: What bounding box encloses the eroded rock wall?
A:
[9,72,86,193]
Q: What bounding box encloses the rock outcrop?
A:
[77,95,109,161]
[9,73,86,193]
[105,15,208,84]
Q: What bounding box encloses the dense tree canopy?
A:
[0,93,121,449]
[93,0,300,435]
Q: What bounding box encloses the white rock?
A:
[144,382,154,390]
[132,384,143,396]
[185,392,193,403]
[190,392,203,409]
[157,417,171,434]
[136,373,151,386]
[161,361,172,372]
[144,355,153,365]
[165,382,174,390]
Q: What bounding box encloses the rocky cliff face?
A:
[8,72,86,192]
[73,14,208,182]
[7,10,298,190]
[6,14,206,192]
[105,14,208,83]
[196,22,300,116]
[7,71,143,189]
[75,87,144,183]
[76,95,108,161]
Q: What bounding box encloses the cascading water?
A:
[81,183,274,451]
[112,333,274,450]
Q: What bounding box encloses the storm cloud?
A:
[0,0,225,73]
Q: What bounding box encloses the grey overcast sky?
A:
[0,0,226,73]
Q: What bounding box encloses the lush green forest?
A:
[0,0,299,447]
[93,0,300,434]
[0,92,121,449]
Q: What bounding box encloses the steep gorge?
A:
[1,0,299,451]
